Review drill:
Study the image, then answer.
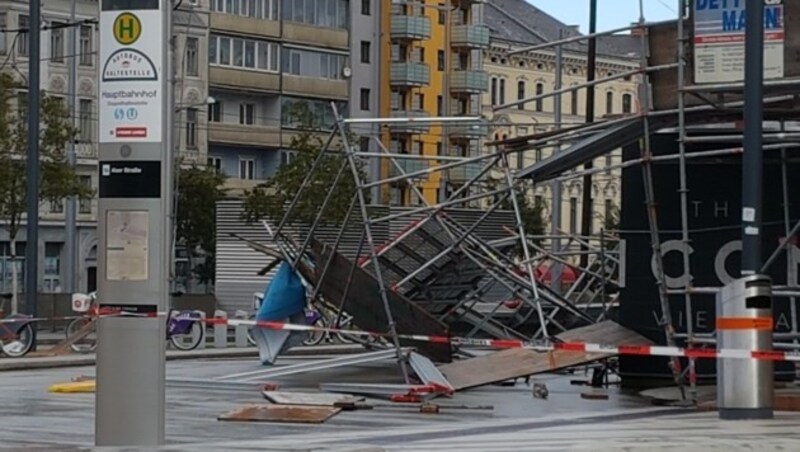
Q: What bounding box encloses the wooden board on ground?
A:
[218,404,340,424]
[262,391,364,406]
[438,320,653,391]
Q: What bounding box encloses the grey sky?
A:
[525,0,679,33]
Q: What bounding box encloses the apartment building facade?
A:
[0,0,208,295]
[379,0,488,206]
[205,0,380,193]
[483,0,640,234]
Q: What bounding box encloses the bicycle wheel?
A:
[2,323,34,357]
[66,317,97,354]
[302,315,327,346]
[246,315,257,346]
[169,319,204,351]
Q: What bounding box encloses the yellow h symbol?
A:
[113,13,141,45]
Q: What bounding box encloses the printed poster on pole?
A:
[693,0,785,84]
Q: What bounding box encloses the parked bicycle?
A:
[245,292,384,348]
[0,298,35,358]
[66,292,205,353]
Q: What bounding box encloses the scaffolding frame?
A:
[486,0,800,400]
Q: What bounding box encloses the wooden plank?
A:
[438,320,652,391]
[218,404,340,424]
[299,239,452,363]
[262,391,364,406]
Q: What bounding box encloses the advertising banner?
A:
[99,4,163,143]
[618,133,800,382]
[693,0,785,84]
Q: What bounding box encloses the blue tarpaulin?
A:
[256,262,306,321]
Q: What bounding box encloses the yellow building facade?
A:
[379,0,488,205]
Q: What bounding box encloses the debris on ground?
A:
[218,404,341,424]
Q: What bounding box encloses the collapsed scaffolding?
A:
[495,0,800,401]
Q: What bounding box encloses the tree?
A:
[175,164,227,288]
[0,74,92,312]
[242,101,368,226]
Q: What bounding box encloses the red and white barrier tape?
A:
[5,312,796,363]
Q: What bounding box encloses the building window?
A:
[570,88,578,115]
[239,103,255,125]
[78,99,92,142]
[282,0,349,29]
[185,37,199,76]
[50,199,64,214]
[50,22,65,63]
[436,95,442,116]
[239,158,255,180]
[0,14,6,54]
[499,79,505,105]
[79,25,93,66]
[186,108,198,149]
[605,199,613,226]
[361,0,370,15]
[536,82,545,112]
[360,88,370,111]
[79,176,92,214]
[360,41,370,63]
[535,148,542,162]
[437,50,444,71]
[18,15,29,56]
[569,197,578,233]
[438,4,445,24]
[44,243,61,276]
[212,0,278,20]
[209,34,279,72]
[208,101,222,122]
[606,91,614,115]
[491,77,497,105]
[207,156,222,172]
[281,97,348,129]
[515,81,525,110]
[283,47,347,80]
[622,93,633,113]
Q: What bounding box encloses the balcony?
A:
[390,63,430,88]
[449,122,490,140]
[390,15,431,41]
[448,163,486,183]
[449,70,489,94]
[389,110,431,134]
[451,25,490,49]
[282,75,348,100]
[210,13,279,38]
[283,23,349,50]
[209,66,280,93]
[389,158,429,179]
[208,122,282,148]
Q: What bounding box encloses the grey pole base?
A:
[719,408,774,420]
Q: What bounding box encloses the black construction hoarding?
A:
[619,132,800,386]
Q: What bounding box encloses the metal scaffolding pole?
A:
[675,0,697,400]
[551,27,565,294]
[580,0,598,269]
[636,0,686,397]
[331,104,410,383]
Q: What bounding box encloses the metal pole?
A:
[741,0,765,274]
[636,0,685,397]
[25,0,42,336]
[580,0,597,269]
[675,0,696,401]
[65,0,78,295]
[331,104,410,383]
[551,28,564,294]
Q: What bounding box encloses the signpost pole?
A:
[95,0,170,445]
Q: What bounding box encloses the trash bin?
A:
[716,274,774,420]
